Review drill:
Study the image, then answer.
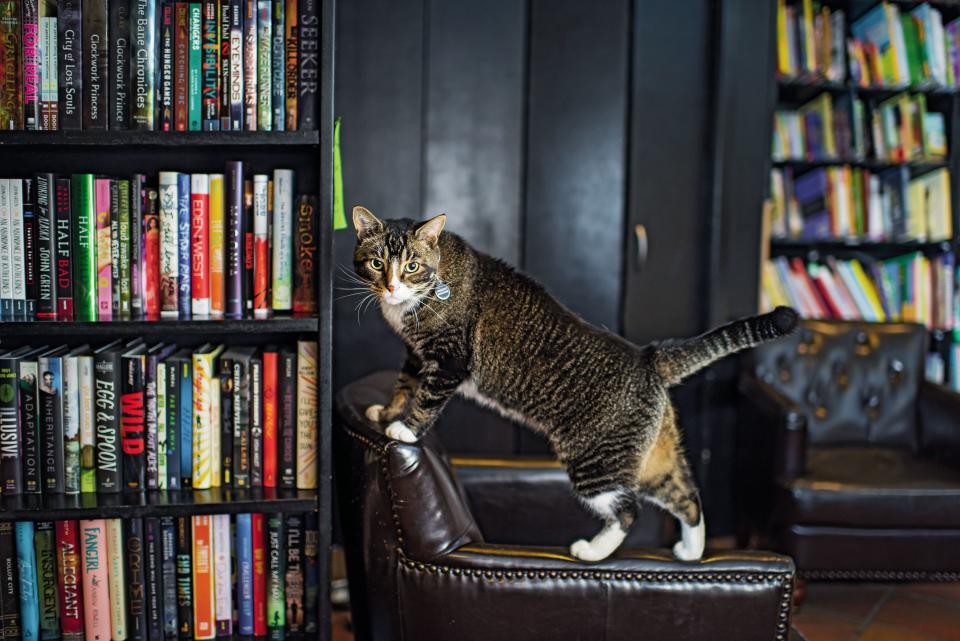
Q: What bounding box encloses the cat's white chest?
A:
[380,301,409,334]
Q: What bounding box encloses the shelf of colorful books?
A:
[770,238,952,256]
[0,315,319,337]
[0,487,319,522]
[0,131,320,147]
[772,158,949,172]
[777,77,960,98]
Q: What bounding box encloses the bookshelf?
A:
[0,0,334,639]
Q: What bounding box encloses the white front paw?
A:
[365,404,385,422]
[385,421,418,443]
[569,539,606,562]
[672,539,704,561]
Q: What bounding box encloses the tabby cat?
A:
[351,206,798,562]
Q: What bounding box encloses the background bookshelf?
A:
[762,0,960,388]
[0,0,334,639]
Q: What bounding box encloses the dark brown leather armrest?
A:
[739,375,808,479]
[396,544,795,641]
[451,457,666,548]
[919,381,960,467]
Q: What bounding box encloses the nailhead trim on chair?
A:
[342,421,795,641]
[800,569,960,581]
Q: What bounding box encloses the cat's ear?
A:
[415,214,446,246]
[353,206,383,240]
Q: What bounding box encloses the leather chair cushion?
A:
[782,447,960,528]
[750,320,926,450]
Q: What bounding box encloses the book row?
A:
[772,92,947,163]
[768,165,952,243]
[0,0,320,131]
[761,252,956,330]
[777,0,960,90]
[0,513,320,641]
[0,339,318,495]
[0,164,319,321]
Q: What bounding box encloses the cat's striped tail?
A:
[652,306,799,385]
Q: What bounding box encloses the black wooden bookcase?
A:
[0,0,335,637]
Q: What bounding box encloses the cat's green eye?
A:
[405,262,419,273]
[370,258,384,270]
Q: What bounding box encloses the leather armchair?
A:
[336,372,797,641]
[739,320,960,580]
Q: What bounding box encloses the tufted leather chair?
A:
[336,371,798,641]
[739,320,960,580]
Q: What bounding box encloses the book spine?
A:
[212,514,231,636]
[256,0,271,130]
[187,2,202,130]
[144,188,161,318]
[130,175,145,318]
[218,0,229,129]
[0,356,21,494]
[303,512,317,632]
[131,0,157,129]
[266,514,285,640]
[191,516,215,640]
[109,181,121,318]
[55,521,83,641]
[178,357,192,488]
[94,178,113,321]
[22,0,40,130]
[283,0,296,130]
[15,521,39,641]
[58,0,82,129]
[0,180,10,318]
[35,174,56,318]
[121,353,146,491]
[34,522,57,641]
[63,354,81,494]
[146,353,160,489]
[278,347,295,488]
[39,9,59,130]
[159,172,179,318]
[39,354,64,494]
[156,361,167,488]
[296,0,316,130]
[209,173,225,316]
[236,513,253,635]
[232,356,249,487]
[54,179,74,321]
[19,359,42,495]
[228,0,242,129]
[242,179,254,313]
[79,356,96,493]
[270,169,293,311]
[296,340,316,489]
[160,0,174,131]
[253,174,269,317]
[71,174,96,322]
[191,351,214,489]
[165,357,180,489]
[292,195,317,313]
[159,516,178,639]
[283,514,303,632]
[0,0,23,130]
[190,174,210,316]
[177,173,192,319]
[225,161,243,318]
[105,519,127,641]
[173,1,188,131]
[10,180,26,319]
[200,0,218,130]
[144,518,163,641]
[0,523,19,639]
[94,351,122,493]
[82,0,108,129]
[262,349,277,487]
[108,0,130,129]
[270,0,283,131]
[118,180,131,318]
[125,518,147,641]
[79,519,110,641]
[218,356,233,487]
[175,516,193,641]
[250,355,263,486]
[23,179,37,318]
[251,513,266,637]
[242,0,256,130]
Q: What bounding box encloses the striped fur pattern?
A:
[351,207,799,561]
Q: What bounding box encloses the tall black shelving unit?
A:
[0,0,335,638]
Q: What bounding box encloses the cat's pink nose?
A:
[387,285,396,294]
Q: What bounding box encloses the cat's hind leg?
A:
[569,489,638,562]
[640,459,704,561]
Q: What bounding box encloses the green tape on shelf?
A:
[333,117,347,230]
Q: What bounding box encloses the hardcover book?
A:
[250,354,263,486]
[177,172,191,318]
[94,339,128,493]
[218,353,233,487]
[292,195,317,313]
[278,346,296,488]
[144,188,161,318]
[0,0,23,130]
[262,348,277,487]
[35,174,56,319]
[191,343,224,489]
[191,516,215,640]
[159,172,180,317]
[190,174,210,316]
[143,518,163,641]
[270,0,284,131]
[105,519,127,641]
[0,521,22,639]
[225,161,244,318]
[229,0,243,129]
[174,1,189,131]
[121,344,148,491]
[251,513,266,637]
[22,179,38,318]
[22,0,40,130]
[39,1,58,130]
[108,0,130,129]
[256,0,271,130]
[253,174,269,317]
[236,513,253,635]
[164,349,189,490]
[212,514,231,636]
[55,521,83,641]
[39,346,68,494]
[34,522,57,641]
[209,173,225,316]
[175,516,193,640]
[54,179,74,321]
[284,0,297,129]
[225,346,255,487]
[283,514,303,632]
[79,519,110,641]
[19,350,44,494]
[160,1,175,131]
[146,344,177,489]
[159,517,178,638]
[94,178,112,321]
[296,340,317,489]
[15,521,39,641]
[187,2,202,130]
[242,0,256,130]
[303,512,317,632]
[243,179,254,313]
[58,0,82,130]
[131,0,157,129]
[297,0,317,130]
[0,349,23,494]
[200,0,218,130]
[266,514,285,640]
[70,174,97,322]
[125,519,147,641]
[130,175,146,317]
[78,354,96,493]
[63,346,90,495]
[0,180,11,318]
[218,0,230,129]
[157,360,168,488]
[10,180,26,318]
[271,169,294,311]
[118,180,131,318]
[109,181,121,318]
[82,0,108,129]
